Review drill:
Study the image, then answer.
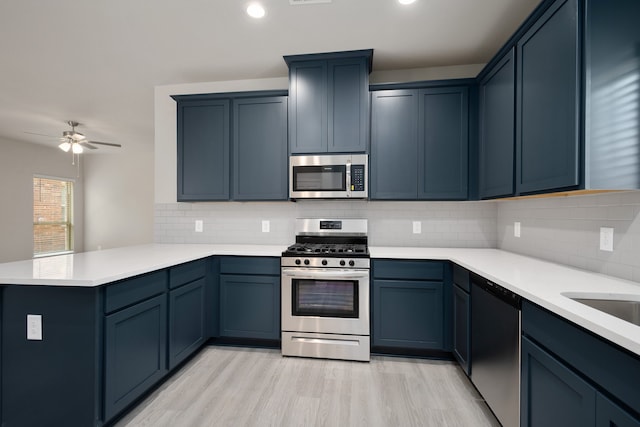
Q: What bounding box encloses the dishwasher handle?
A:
[471,275,522,309]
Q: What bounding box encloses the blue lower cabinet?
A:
[372,280,444,350]
[452,284,470,375]
[104,294,168,421]
[522,301,640,423]
[220,274,280,340]
[521,336,596,427]
[169,278,206,369]
[597,394,640,427]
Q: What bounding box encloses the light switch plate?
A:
[600,227,614,252]
[412,221,421,234]
[195,220,203,233]
[262,220,270,233]
[27,314,42,341]
[514,222,521,238]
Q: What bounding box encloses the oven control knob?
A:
[349,260,355,267]
[304,259,310,265]
[340,260,346,266]
[295,259,301,265]
[322,259,328,266]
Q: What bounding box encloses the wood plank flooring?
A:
[115,346,500,427]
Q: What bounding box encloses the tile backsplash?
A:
[155,200,497,248]
[497,191,640,282]
[155,191,640,283]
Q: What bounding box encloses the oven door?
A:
[281,267,370,336]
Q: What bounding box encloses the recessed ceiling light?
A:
[247,3,266,18]
[398,0,416,5]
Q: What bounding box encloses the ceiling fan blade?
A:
[78,141,98,150]
[24,131,59,138]
[87,140,122,148]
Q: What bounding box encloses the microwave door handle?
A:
[281,268,368,280]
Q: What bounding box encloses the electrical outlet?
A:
[412,221,421,234]
[27,314,42,341]
[262,220,270,233]
[600,227,614,252]
[514,222,521,238]
[195,220,203,233]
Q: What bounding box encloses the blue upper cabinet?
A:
[176,98,230,201]
[370,89,419,199]
[285,50,372,154]
[173,92,288,202]
[418,87,469,200]
[478,48,515,199]
[233,96,288,200]
[370,84,471,200]
[585,0,640,190]
[476,0,640,198]
[287,61,327,153]
[516,0,580,195]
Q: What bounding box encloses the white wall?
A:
[0,137,84,263]
[83,148,154,251]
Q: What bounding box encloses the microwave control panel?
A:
[351,164,365,191]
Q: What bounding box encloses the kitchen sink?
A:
[566,295,640,326]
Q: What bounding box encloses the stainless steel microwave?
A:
[289,154,368,199]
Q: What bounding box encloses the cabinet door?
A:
[479,48,516,199]
[104,294,168,421]
[453,284,470,375]
[418,87,469,200]
[328,58,369,153]
[516,0,580,194]
[521,336,596,427]
[233,96,288,200]
[596,393,640,427]
[289,61,327,153]
[177,99,230,200]
[372,279,444,350]
[169,278,206,369]
[370,89,419,199]
[220,274,280,340]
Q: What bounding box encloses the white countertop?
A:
[0,244,285,286]
[1,244,639,356]
[372,247,640,356]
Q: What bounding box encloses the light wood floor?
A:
[115,346,500,427]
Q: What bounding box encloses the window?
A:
[33,177,74,257]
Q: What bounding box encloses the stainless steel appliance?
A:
[289,154,368,199]
[281,219,370,361]
[471,275,522,427]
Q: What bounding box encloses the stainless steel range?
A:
[281,219,370,362]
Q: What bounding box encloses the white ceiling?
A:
[0,0,540,154]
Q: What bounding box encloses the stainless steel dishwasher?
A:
[471,274,521,427]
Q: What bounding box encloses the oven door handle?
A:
[281,268,369,280]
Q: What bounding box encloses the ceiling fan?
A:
[26,120,122,154]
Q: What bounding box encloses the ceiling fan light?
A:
[58,141,71,152]
[72,143,83,154]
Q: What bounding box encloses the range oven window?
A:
[292,279,358,318]
[292,165,346,192]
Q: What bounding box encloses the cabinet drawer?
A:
[105,270,168,314]
[169,258,207,289]
[452,264,470,292]
[219,256,280,276]
[373,259,443,281]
